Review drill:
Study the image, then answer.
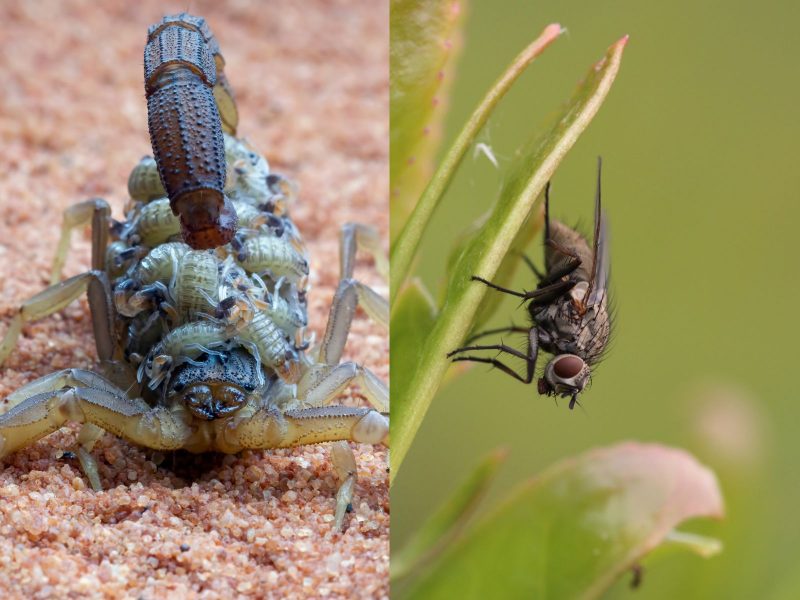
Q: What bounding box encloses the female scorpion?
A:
[0,13,388,530]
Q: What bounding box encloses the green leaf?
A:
[661,529,723,558]
[390,278,438,392]
[443,192,545,330]
[391,36,628,482]
[392,448,508,583]
[390,0,466,242]
[406,443,725,600]
[390,23,564,304]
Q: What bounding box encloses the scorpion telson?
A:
[0,13,389,531]
[449,158,612,410]
[144,14,237,249]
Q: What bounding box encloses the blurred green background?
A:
[392,0,800,597]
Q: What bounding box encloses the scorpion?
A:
[0,13,389,531]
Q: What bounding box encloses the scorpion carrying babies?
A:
[0,13,389,530]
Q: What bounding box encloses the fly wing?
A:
[586,157,609,307]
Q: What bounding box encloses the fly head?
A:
[539,353,591,409]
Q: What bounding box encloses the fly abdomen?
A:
[145,15,236,250]
[546,220,593,283]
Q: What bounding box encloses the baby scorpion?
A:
[0,13,389,531]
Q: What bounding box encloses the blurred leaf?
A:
[391,278,438,391]
[661,529,723,558]
[391,23,563,303]
[392,36,628,482]
[392,448,507,582]
[407,442,725,600]
[769,565,800,600]
[390,0,466,241]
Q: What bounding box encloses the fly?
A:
[448,157,612,409]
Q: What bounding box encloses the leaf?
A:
[443,192,545,330]
[406,443,725,600]
[392,448,507,583]
[661,529,723,559]
[391,36,628,482]
[390,0,466,241]
[390,23,563,304]
[390,278,438,392]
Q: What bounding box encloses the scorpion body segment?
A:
[144,14,235,250]
[233,310,300,383]
[127,156,166,202]
[235,234,309,282]
[143,320,230,388]
[134,242,190,285]
[174,250,219,320]
[134,198,181,246]
[150,13,239,136]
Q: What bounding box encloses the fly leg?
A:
[519,253,545,279]
[471,275,576,303]
[537,252,581,286]
[0,369,191,488]
[519,251,581,287]
[50,198,110,284]
[448,327,539,385]
[465,324,528,345]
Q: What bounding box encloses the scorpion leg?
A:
[50,198,110,284]
[319,224,388,366]
[223,404,387,527]
[0,261,120,483]
[293,223,389,528]
[340,222,388,281]
[0,369,192,487]
[298,362,388,413]
[0,270,113,366]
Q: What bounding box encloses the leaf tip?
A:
[544,23,564,38]
[490,446,511,464]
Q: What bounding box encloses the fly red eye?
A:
[553,355,584,379]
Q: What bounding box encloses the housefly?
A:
[448,158,612,409]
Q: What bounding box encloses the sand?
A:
[0,1,388,598]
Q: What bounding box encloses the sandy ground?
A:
[0,1,388,598]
